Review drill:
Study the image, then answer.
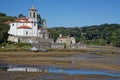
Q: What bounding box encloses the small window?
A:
[34,23,36,26]
[26,31,28,35]
[30,12,32,17]
[33,12,35,18]
[12,24,14,26]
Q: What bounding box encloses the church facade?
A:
[8,5,49,43]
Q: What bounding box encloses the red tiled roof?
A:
[17,26,31,29]
[15,18,30,22]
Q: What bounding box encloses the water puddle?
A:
[49,68,120,77]
[0,63,120,77]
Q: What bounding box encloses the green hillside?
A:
[0,13,16,46]
[48,24,120,47]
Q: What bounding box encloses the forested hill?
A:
[0,13,16,45]
[48,24,120,47]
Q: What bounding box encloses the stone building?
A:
[54,34,76,48]
[56,34,76,44]
[52,34,86,49]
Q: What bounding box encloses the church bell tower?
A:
[28,5,37,22]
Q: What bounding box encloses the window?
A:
[26,31,28,35]
[33,12,35,18]
[30,12,31,17]
[34,23,36,26]
[12,24,14,26]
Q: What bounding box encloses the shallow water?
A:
[0,63,120,77]
[49,68,120,77]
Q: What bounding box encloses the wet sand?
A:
[0,46,120,80]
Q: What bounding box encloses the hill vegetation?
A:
[48,24,120,47]
[0,12,120,48]
[0,13,16,46]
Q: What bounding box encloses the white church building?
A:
[8,5,49,43]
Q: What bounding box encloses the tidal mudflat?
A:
[0,47,120,80]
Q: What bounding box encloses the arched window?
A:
[30,12,32,17]
[33,12,36,18]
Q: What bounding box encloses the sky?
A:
[0,0,120,27]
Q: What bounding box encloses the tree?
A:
[37,14,42,27]
[0,13,6,16]
[0,24,9,45]
[18,14,26,18]
[111,29,120,47]
[80,35,86,43]
[0,12,16,46]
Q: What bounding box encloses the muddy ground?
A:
[0,46,120,80]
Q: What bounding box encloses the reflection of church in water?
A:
[8,5,51,48]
